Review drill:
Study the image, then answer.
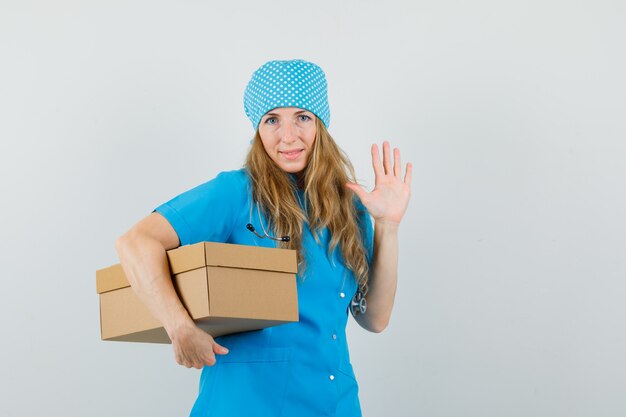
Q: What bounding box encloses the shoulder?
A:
[157,169,250,210]
[215,168,249,184]
[206,168,249,189]
[187,168,250,197]
[154,168,251,245]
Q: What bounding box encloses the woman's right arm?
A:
[115,212,229,368]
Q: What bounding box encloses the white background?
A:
[1,1,625,416]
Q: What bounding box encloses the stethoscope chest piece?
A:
[246,200,290,242]
[351,290,367,315]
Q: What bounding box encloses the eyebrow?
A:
[264,110,311,117]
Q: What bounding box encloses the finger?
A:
[174,351,185,366]
[184,352,195,368]
[193,349,214,367]
[345,182,367,202]
[404,162,413,186]
[203,355,216,367]
[393,147,401,177]
[382,141,392,175]
[371,144,383,180]
[213,342,229,355]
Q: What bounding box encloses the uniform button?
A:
[340,292,345,298]
[332,334,337,340]
[329,374,335,381]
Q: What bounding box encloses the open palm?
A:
[346,141,412,225]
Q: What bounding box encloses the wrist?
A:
[374,219,400,234]
[164,311,196,341]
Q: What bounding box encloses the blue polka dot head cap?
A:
[244,59,330,131]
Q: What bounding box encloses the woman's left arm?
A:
[345,141,413,333]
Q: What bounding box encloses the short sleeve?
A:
[355,198,374,264]
[154,170,248,246]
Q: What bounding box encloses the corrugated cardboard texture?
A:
[100,286,161,340]
[173,268,210,319]
[208,267,298,321]
[96,242,299,343]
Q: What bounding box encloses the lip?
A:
[279,149,304,160]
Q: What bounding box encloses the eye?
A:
[265,117,278,125]
[298,114,311,122]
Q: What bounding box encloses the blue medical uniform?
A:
[155,169,374,417]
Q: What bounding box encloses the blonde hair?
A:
[244,118,370,293]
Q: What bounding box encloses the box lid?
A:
[96,242,298,294]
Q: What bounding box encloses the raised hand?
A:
[345,141,412,225]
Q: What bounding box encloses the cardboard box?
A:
[96,242,299,343]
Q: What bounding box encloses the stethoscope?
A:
[246,198,367,315]
[350,290,367,315]
[246,198,290,242]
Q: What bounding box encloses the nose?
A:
[280,120,298,143]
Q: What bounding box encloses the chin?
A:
[272,158,306,174]
[280,165,306,174]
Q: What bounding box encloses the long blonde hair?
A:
[244,118,370,293]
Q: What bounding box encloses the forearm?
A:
[355,220,399,333]
[115,232,194,337]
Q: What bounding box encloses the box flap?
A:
[96,242,298,294]
[96,264,129,294]
[203,242,297,273]
[166,242,208,275]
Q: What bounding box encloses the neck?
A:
[288,172,305,189]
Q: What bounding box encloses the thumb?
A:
[213,342,229,355]
[345,182,367,202]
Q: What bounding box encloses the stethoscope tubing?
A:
[246,196,366,315]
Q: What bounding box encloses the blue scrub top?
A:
[155,169,374,417]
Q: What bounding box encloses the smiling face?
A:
[257,107,317,175]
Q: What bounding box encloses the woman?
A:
[116,59,412,416]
